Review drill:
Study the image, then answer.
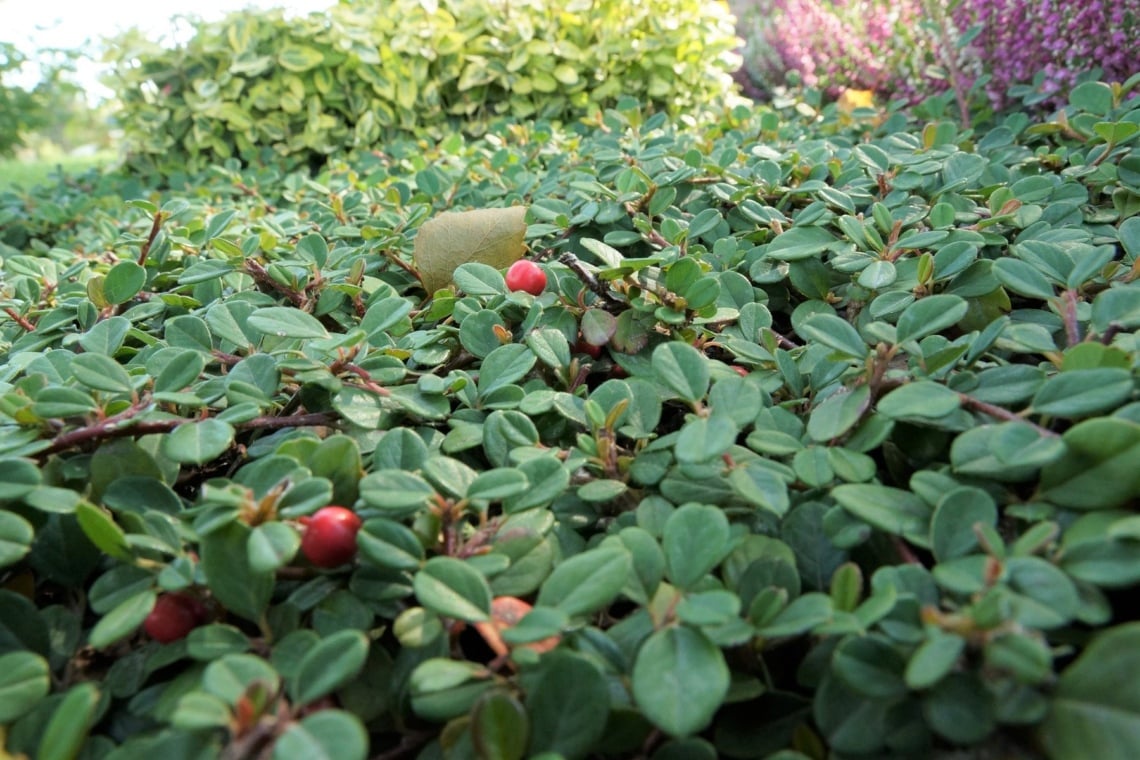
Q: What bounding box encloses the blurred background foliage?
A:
[1,0,1138,184]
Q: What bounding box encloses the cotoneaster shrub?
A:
[1,77,1140,758]
[104,0,742,176]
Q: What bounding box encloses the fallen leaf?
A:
[413,207,528,294]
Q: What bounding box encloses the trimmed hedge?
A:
[104,0,742,175]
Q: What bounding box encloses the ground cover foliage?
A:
[1,73,1140,760]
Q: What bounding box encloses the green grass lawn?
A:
[0,151,116,191]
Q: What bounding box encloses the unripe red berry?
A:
[574,335,603,359]
[300,506,363,568]
[144,593,206,643]
[505,260,546,296]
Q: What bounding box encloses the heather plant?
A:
[952,0,1140,110]
[735,0,1138,114]
[733,0,948,101]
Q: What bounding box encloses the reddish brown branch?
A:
[40,409,340,458]
[957,393,1058,437]
[137,211,167,267]
[243,259,308,309]
[3,307,36,332]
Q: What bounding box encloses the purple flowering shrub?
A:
[952,0,1139,109]
[734,0,1139,111]
[734,0,939,101]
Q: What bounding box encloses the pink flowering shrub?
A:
[735,0,1139,111]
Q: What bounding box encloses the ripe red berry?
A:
[505,260,546,296]
[300,506,363,568]
[144,593,206,643]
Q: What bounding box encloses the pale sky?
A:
[2,0,333,97]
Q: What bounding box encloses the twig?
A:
[558,252,626,307]
[957,394,1058,437]
[40,410,340,458]
[1061,289,1082,347]
[379,249,423,284]
[137,211,167,267]
[3,307,36,332]
[243,259,308,309]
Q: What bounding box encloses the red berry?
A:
[731,365,749,377]
[300,506,362,568]
[505,260,546,296]
[144,593,205,643]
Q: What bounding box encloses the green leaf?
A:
[923,672,995,744]
[652,341,710,403]
[675,413,738,465]
[414,207,528,294]
[247,307,329,339]
[0,510,34,568]
[831,484,932,547]
[1069,81,1113,115]
[290,630,370,706]
[0,652,50,723]
[895,294,968,344]
[70,352,134,394]
[277,44,325,72]
[876,381,961,420]
[36,681,101,760]
[798,313,868,360]
[662,504,730,589]
[758,592,833,637]
[632,625,729,736]
[478,343,537,396]
[413,557,492,623]
[162,419,235,464]
[248,522,300,573]
[199,522,274,623]
[992,258,1055,299]
[765,226,839,261]
[1041,622,1140,759]
[1040,418,1140,509]
[186,625,251,661]
[580,308,617,346]
[906,629,965,689]
[472,691,529,760]
[1031,369,1134,418]
[930,487,997,562]
[536,547,631,617]
[527,652,609,757]
[88,590,155,649]
[730,462,791,517]
[75,501,131,562]
[357,518,424,571]
[273,710,368,760]
[832,635,907,699]
[104,261,147,304]
[454,262,507,296]
[203,654,279,704]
